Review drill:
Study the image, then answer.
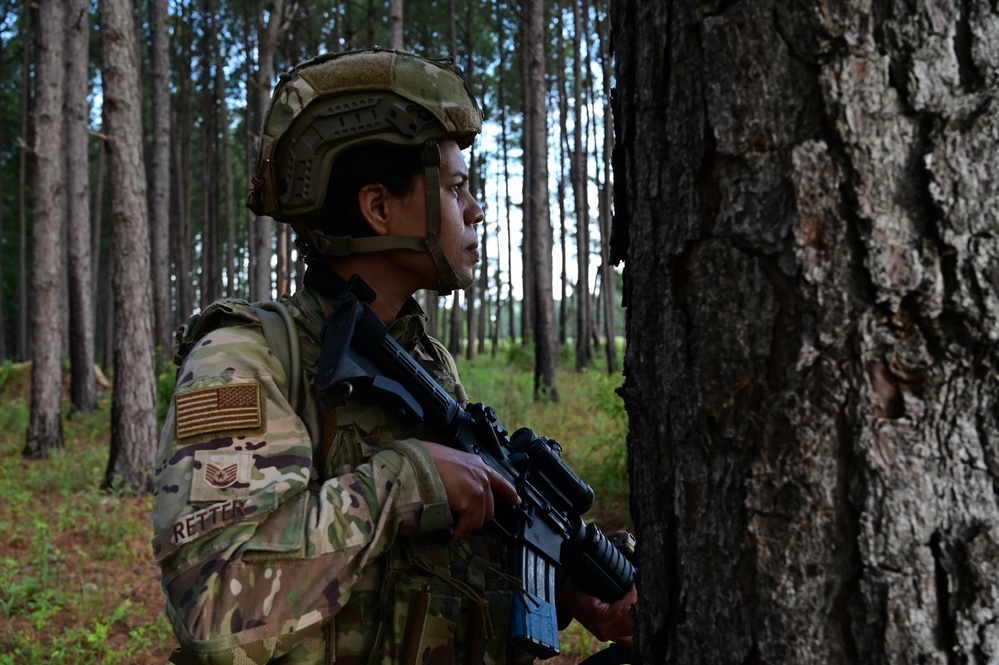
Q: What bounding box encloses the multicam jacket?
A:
[153,288,519,665]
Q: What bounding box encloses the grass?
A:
[0,391,175,664]
[0,351,631,664]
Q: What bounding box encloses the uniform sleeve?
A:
[152,322,450,662]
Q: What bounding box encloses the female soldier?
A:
[153,49,636,664]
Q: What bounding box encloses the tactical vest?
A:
[166,290,525,665]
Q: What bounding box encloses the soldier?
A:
[153,48,636,664]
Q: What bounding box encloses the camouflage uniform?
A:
[153,288,517,664]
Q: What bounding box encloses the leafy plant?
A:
[0,354,631,664]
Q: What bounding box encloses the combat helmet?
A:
[247,48,483,295]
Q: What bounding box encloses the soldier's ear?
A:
[357,183,391,236]
[357,183,415,236]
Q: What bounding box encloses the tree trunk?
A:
[213,21,235,299]
[389,0,403,49]
[570,0,592,371]
[464,40,477,361]
[518,7,535,345]
[92,130,109,368]
[524,0,558,401]
[0,35,6,360]
[251,0,284,302]
[496,0,515,345]
[65,0,96,412]
[172,0,194,320]
[101,0,158,491]
[556,6,569,348]
[25,0,67,459]
[149,0,171,350]
[366,0,376,46]
[613,1,999,662]
[597,4,616,375]
[448,290,461,356]
[199,3,220,310]
[16,2,33,362]
[477,155,489,357]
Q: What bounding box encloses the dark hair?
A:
[324,143,423,236]
[298,142,424,264]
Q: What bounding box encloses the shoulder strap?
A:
[253,301,302,415]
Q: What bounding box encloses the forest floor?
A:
[0,353,630,664]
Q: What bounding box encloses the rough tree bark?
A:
[524,0,558,400]
[101,0,159,491]
[25,0,66,458]
[149,0,172,351]
[65,0,96,412]
[612,1,999,662]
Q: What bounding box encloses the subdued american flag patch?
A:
[175,384,263,440]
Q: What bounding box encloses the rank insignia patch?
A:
[175,384,263,440]
[191,451,252,501]
[205,461,239,488]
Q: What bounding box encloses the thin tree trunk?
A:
[200,3,219,309]
[556,5,569,347]
[476,148,488,356]
[448,290,461,356]
[101,0,158,491]
[243,0,256,301]
[448,0,456,55]
[518,6,534,344]
[65,0,96,412]
[91,131,108,367]
[25,0,67,458]
[251,0,284,301]
[173,0,193,319]
[583,7,602,359]
[597,3,616,375]
[463,19,477,361]
[0,35,6,360]
[366,0,375,46]
[571,0,591,371]
[496,0,515,344]
[16,2,33,362]
[149,0,172,349]
[213,22,235,299]
[388,0,403,49]
[524,0,557,401]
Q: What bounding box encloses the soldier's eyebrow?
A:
[448,169,469,182]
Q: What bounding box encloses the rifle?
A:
[317,277,635,659]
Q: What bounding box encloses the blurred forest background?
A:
[1,0,623,483]
[0,3,632,659]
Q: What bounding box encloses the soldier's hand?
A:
[421,441,521,541]
[558,578,637,647]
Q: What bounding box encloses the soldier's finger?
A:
[488,468,521,506]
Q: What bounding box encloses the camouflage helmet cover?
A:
[246,48,482,227]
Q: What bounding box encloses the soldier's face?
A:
[388,139,483,287]
[436,139,483,280]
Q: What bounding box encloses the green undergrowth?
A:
[459,350,632,662]
[459,350,632,531]
[1,351,630,664]
[0,399,174,665]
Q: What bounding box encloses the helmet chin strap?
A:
[420,141,474,296]
[298,141,474,296]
